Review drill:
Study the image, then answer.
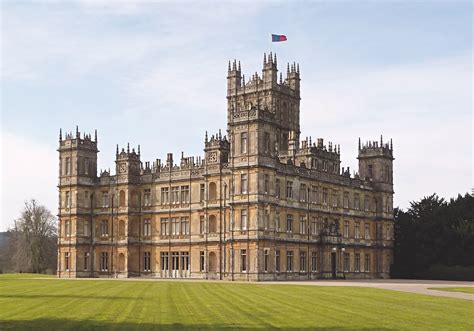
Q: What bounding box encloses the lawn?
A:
[429,287,474,294]
[0,276,472,330]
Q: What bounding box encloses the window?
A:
[386,224,391,240]
[200,251,205,271]
[365,223,370,239]
[84,191,89,208]
[264,174,270,194]
[101,191,109,208]
[299,216,307,235]
[84,158,89,175]
[241,249,247,272]
[275,250,281,273]
[332,192,338,207]
[275,211,280,232]
[100,252,109,272]
[241,209,248,230]
[275,179,280,198]
[264,209,269,230]
[343,192,349,209]
[286,214,293,233]
[83,220,89,236]
[354,193,360,210]
[143,219,151,236]
[240,132,248,154]
[355,222,360,239]
[241,174,248,194]
[160,218,169,236]
[171,218,179,235]
[84,252,89,271]
[181,252,190,271]
[264,250,269,272]
[143,189,151,206]
[344,253,350,272]
[171,186,180,205]
[323,160,328,172]
[65,191,71,208]
[200,184,205,202]
[286,181,293,199]
[144,252,151,272]
[385,165,390,182]
[368,164,373,178]
[161,252,169,272]
[286,251,293,272]
[100,220,108,236]
[64,220,71,237]
[322,188,328,205]
[299,251,307,272]
[311,252,318,272]
[311,186,318,204]
[161,187,169,205]
[65,157,71,175]
[311,216,318,235]
[181,186,190,204]
[181,217,190,235]
[355,253,360,272]
[364,195,370,211]
[199,216,205,234]
[299,184,307,202]
[365,254,370,272]
[263,132,271,154]
[65,252,70,271]
[344,221,349,238]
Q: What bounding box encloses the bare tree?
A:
[11,200,57,273]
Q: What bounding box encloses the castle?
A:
[57,53,394,280]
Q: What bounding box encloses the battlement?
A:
[116,143,140,161]
[204,130,230,150]
[58,126,98,151]
[358,136,393,159]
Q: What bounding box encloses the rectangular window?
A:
[83,220,89,237]
[181,185,190,204]
[275,211,280,232]
[275,250,280,273]
[311,216,318,235]
[344,221,349,238]
[240,132,248,154]
[65,252,70,271]
[84,158,89,175]
[264,209,269,230]
[299,183,307,202]
[300,216,307,235]
[386,224,391,240]
[332,192,338,207]
[264,250,269,272]
[84,191,89,208]
[275,179,280,198]
[241,174,248,194]
[264,132,270,154]
[286,181,293,199]
[286,214,293,233]
[100,220,108,236]
[161,187,169,205]
[84,252,89,271]
[264,174,270,194]
[354,193,360,210]
[144,252,151,272]
[171,186,180,205]
[364,195,370,211]
[161,252,169,271]
[101,191,109,208]
[65,157,71,175]
[365,254,370,272]
[365,223,370,239]
[200,183,205,202]
[181,217,190,235]
[322,188,328,205]
[143,189,151,206]
[311,186,318,204]
[344,253,350,272]
[171,218,179,235]
[300,251,307,272]
[368,164,373,178]
[143,219,151,236]
[64,220,71,237]
[100,252,109,272]
[311,252,318,272]
[355,253,360,272]
[181,252,190,271]
[160,218,169,236]
[343,192,349,209]
[65,191,71,208]
[286,251,293,272]
[199,216,205,234]
[241,249,247,272]
[355,222,360,239]
[200,251,205,272]
[241,209,248,230]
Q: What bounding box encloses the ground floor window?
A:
[100,252,108,272]
[84,252,89,271]
[286,251,293,272]
[65,252,70,271]
[241,249,247,272]
[161,252,169,271]
[299,251,306,272]
[264,250,269,272]
[275,250,280,273]
[311,252,318,272]
[365,254,370,272]
[181,252,190,271]
[344,253,350,272]
[355,253,360,272]
[200,251,205,272]
[143,252,151,272]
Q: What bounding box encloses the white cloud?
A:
[0,132,58,231]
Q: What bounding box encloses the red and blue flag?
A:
[272,34,287,42]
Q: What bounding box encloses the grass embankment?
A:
[0,276,472,330]
[429,287,474,294]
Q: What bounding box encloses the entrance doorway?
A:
[331,252,337,279]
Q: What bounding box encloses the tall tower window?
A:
[100,252,109,272]
[299,216,307,234]
[100,220,109,237]
[368,164,373,178]
[84,158,89,175]
[286,251,293,272]
[365,254,370,272]
[365,223,370,239]
[286,214,293,233]
[143,219,151,236]
[199,216,205,234]
[355,222,360,239]
[355,253,360,272]
[344,221,349,238]
[143,189,151,206]
[264,249,269,272]
[181,217,190,235]
[64,220,71,237]
[160,218,169,236]
[240,132,247,154]
[311,252,318,272]
[263,132,270,154]
[275,179,280,198]
[240,249,247,272]
[65,252,70,271]
[200,184,205,202]
[180,186,189,204]
[65,157,71,175]
[161,188,169,205]
[143,252,151,272]
[240,174,248,194]
[65,191,71,208]
[299,251,307,272]
[264,174,270,194]
[241,209,248,230]
[286,181,293,199]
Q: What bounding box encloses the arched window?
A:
[119,190,126,207]
[209,215,217,233]
[209,252,217,272]
[209,182,217,201]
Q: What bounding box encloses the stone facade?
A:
[57,53,394,280]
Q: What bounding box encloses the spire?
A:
[287,63,290,76]
[297,63,300,74]
[232,60,236,71]
[228,60,231,71]
[76,125,79,138]
[94,129,97,142]
[218,129,222,140]
[279,72,283,84]
[205,131,208,143]
[242,74,245,87]
[116,144,119,156]
[358,137,361,150]
[380,135,383,146]
[127,142,130,153]
[138,144,140,156]
[269,52,273,64]
[390,138,393,150]
[59,128,62,141]
[274,53,277,66]
[238,61,241,71]
[263,53,267,66]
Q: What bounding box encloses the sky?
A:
[1,1,472,231]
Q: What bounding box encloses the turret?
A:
[262,52,278,88]
[116,143,141,184]
[358,136,394,187]
[227,59,242,96]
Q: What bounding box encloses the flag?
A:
[272,34,287,42]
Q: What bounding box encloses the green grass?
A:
[0,276,472,330]
[0,273,55,279]
[429,287,474,294]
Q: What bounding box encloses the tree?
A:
[11,200,57,273]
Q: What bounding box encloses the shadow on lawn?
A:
[0,319,398,330]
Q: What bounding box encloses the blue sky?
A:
[1,1,472,230]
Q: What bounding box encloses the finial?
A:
[390,138,393,150]
[297,63,300,73]
[242,74,245,87]
[380,135,383,146]
[274,53,277,66]
[59,128,62,141]
[287,63,290,75]
[358,137,361,150]
[232,60,236,70]
[279,72,282,84]
[263,53,267,65]
[138,144,140,155]
[219,129,222,140]
[94,129,97,142]
[116,144,119,155]
[269,52,272,64]
[205,131,208,143]
[76,125,79,138]
[228,60,231,71]
[127,143,130,153]
[238,61,241,71]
